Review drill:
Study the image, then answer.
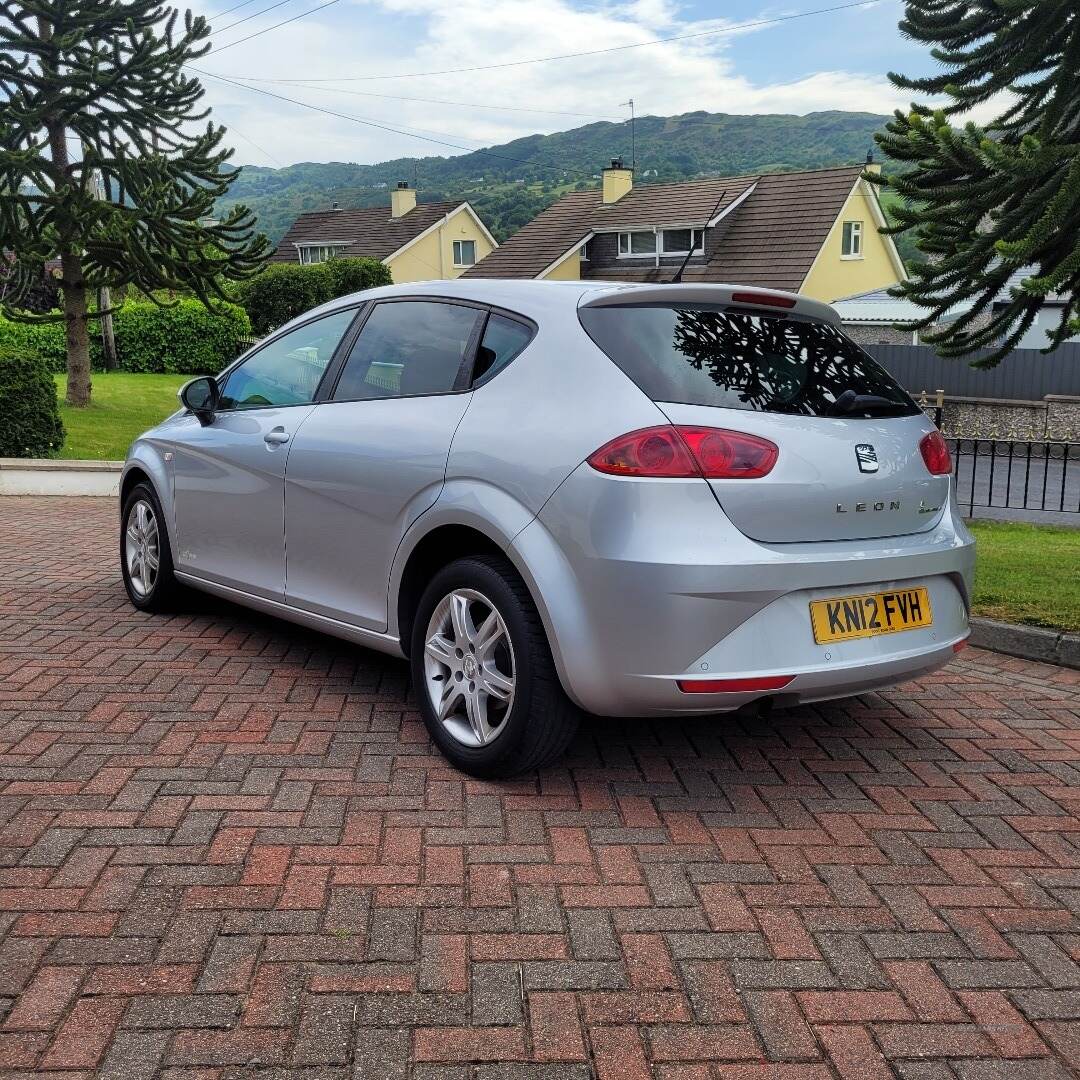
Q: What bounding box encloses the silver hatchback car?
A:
[121,280,974,776]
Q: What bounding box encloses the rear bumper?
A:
[510,465,975,717]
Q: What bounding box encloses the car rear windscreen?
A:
[579,303,920,418]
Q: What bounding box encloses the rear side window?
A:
[579,303,919,418]
[473,313,533,383]
[333,300,481,401]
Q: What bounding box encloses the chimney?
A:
[390,180,416,218]
[602,157,633,204]
[864,149,882,176]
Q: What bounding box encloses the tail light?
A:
[919,430,952,475]
[729,291,798,309]
[588,426,778,479]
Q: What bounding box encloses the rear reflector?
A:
[952,638,969,653]
[730,291,798,309]
[588,426,778,479]
[677,675,794,694]
[919,430,953,475]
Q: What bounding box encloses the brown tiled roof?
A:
[270,201,465,263]
[465,165,866,289]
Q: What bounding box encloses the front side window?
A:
[333,300,481,401]
[661,228,704,255]
[453,239,476,267]
[217,308,356,410]
[842,221,863,258]
[579,303,919,418]
[472,313,533,383]
[618,231,657,256]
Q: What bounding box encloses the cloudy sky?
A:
[187,0,943,169]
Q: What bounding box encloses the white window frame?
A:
[617,228,704,258]
[452,239,476,267]
[297,244,346,265]
[659,228,705,256]
[617,230,658,258]
[841,220,863,260]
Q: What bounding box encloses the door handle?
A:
[264,428,290,446]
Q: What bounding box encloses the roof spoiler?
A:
[577,283,841,328]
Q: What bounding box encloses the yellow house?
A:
[271,182,497,282]
[465,161,904,302]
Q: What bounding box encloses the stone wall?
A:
[921,394,1080,441]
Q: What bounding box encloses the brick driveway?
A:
[2,495,1079,1080]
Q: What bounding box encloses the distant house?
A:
[835,267,1080,349]
[271,182,497,282]
[464,161,904,303]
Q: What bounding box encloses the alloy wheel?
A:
[124,499,160,599]
[423,588,516,747]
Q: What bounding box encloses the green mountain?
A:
[219,110,891,249]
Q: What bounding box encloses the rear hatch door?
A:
[578,288,949,543]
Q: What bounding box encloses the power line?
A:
[269,80,621,121]
[206,0,265,17]
[209,0,343,55]
[194,69,576,174]
[212,0,298,37]
[204,0,887,82]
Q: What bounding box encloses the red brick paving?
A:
[1,494,1080,1079]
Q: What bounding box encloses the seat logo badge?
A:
[855,444,878,473]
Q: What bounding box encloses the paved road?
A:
[1,495,1079,1079]
[953,444,1080,526]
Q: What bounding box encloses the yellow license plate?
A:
[810,587,933,644]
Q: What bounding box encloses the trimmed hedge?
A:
[113,299,250,374]
[0,298,250,375]
[0,343,65,458]
[237,257,391,335]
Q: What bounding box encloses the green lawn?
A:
[55,372,186,460]
[968,519,1080,632]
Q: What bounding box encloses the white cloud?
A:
[193,0,916,168]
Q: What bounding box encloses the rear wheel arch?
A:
[395,524,510,658]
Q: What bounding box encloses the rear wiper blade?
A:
[828,389,900,416]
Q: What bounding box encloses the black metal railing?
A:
[950,438,1079,515]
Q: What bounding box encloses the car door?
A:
[169,306,359,600]
[283,298,485,630]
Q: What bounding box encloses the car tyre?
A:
[411,555,579,778]
[120,481,183,612]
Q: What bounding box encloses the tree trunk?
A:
[60,249,92,406]
[38,15,92,406]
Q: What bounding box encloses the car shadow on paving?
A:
[1,495,1079,1079]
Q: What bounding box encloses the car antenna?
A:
[669,183,730,284]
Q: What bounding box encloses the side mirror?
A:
[179,376,219,425]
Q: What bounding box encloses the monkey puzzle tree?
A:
[870,0,1080,366]
[0,0,267,405]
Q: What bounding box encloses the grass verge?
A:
[969,519,1080,633]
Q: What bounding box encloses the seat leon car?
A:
[120,280,974,776]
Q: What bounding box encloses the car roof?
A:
[292,278,840,331]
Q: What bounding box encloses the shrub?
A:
[323,257,392,298]
[112,298,251,374]
[0,317,71,372]
[237,257,391,335]
[0,343,65,458]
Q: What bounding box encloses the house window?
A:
[660,228,704,255]
[297,244,345,264]
[841,221,863,259]
[618,231,657,256]
[453,239,476,267]
[618,229,704,257]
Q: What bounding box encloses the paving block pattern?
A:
[1,494,1080,1079]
